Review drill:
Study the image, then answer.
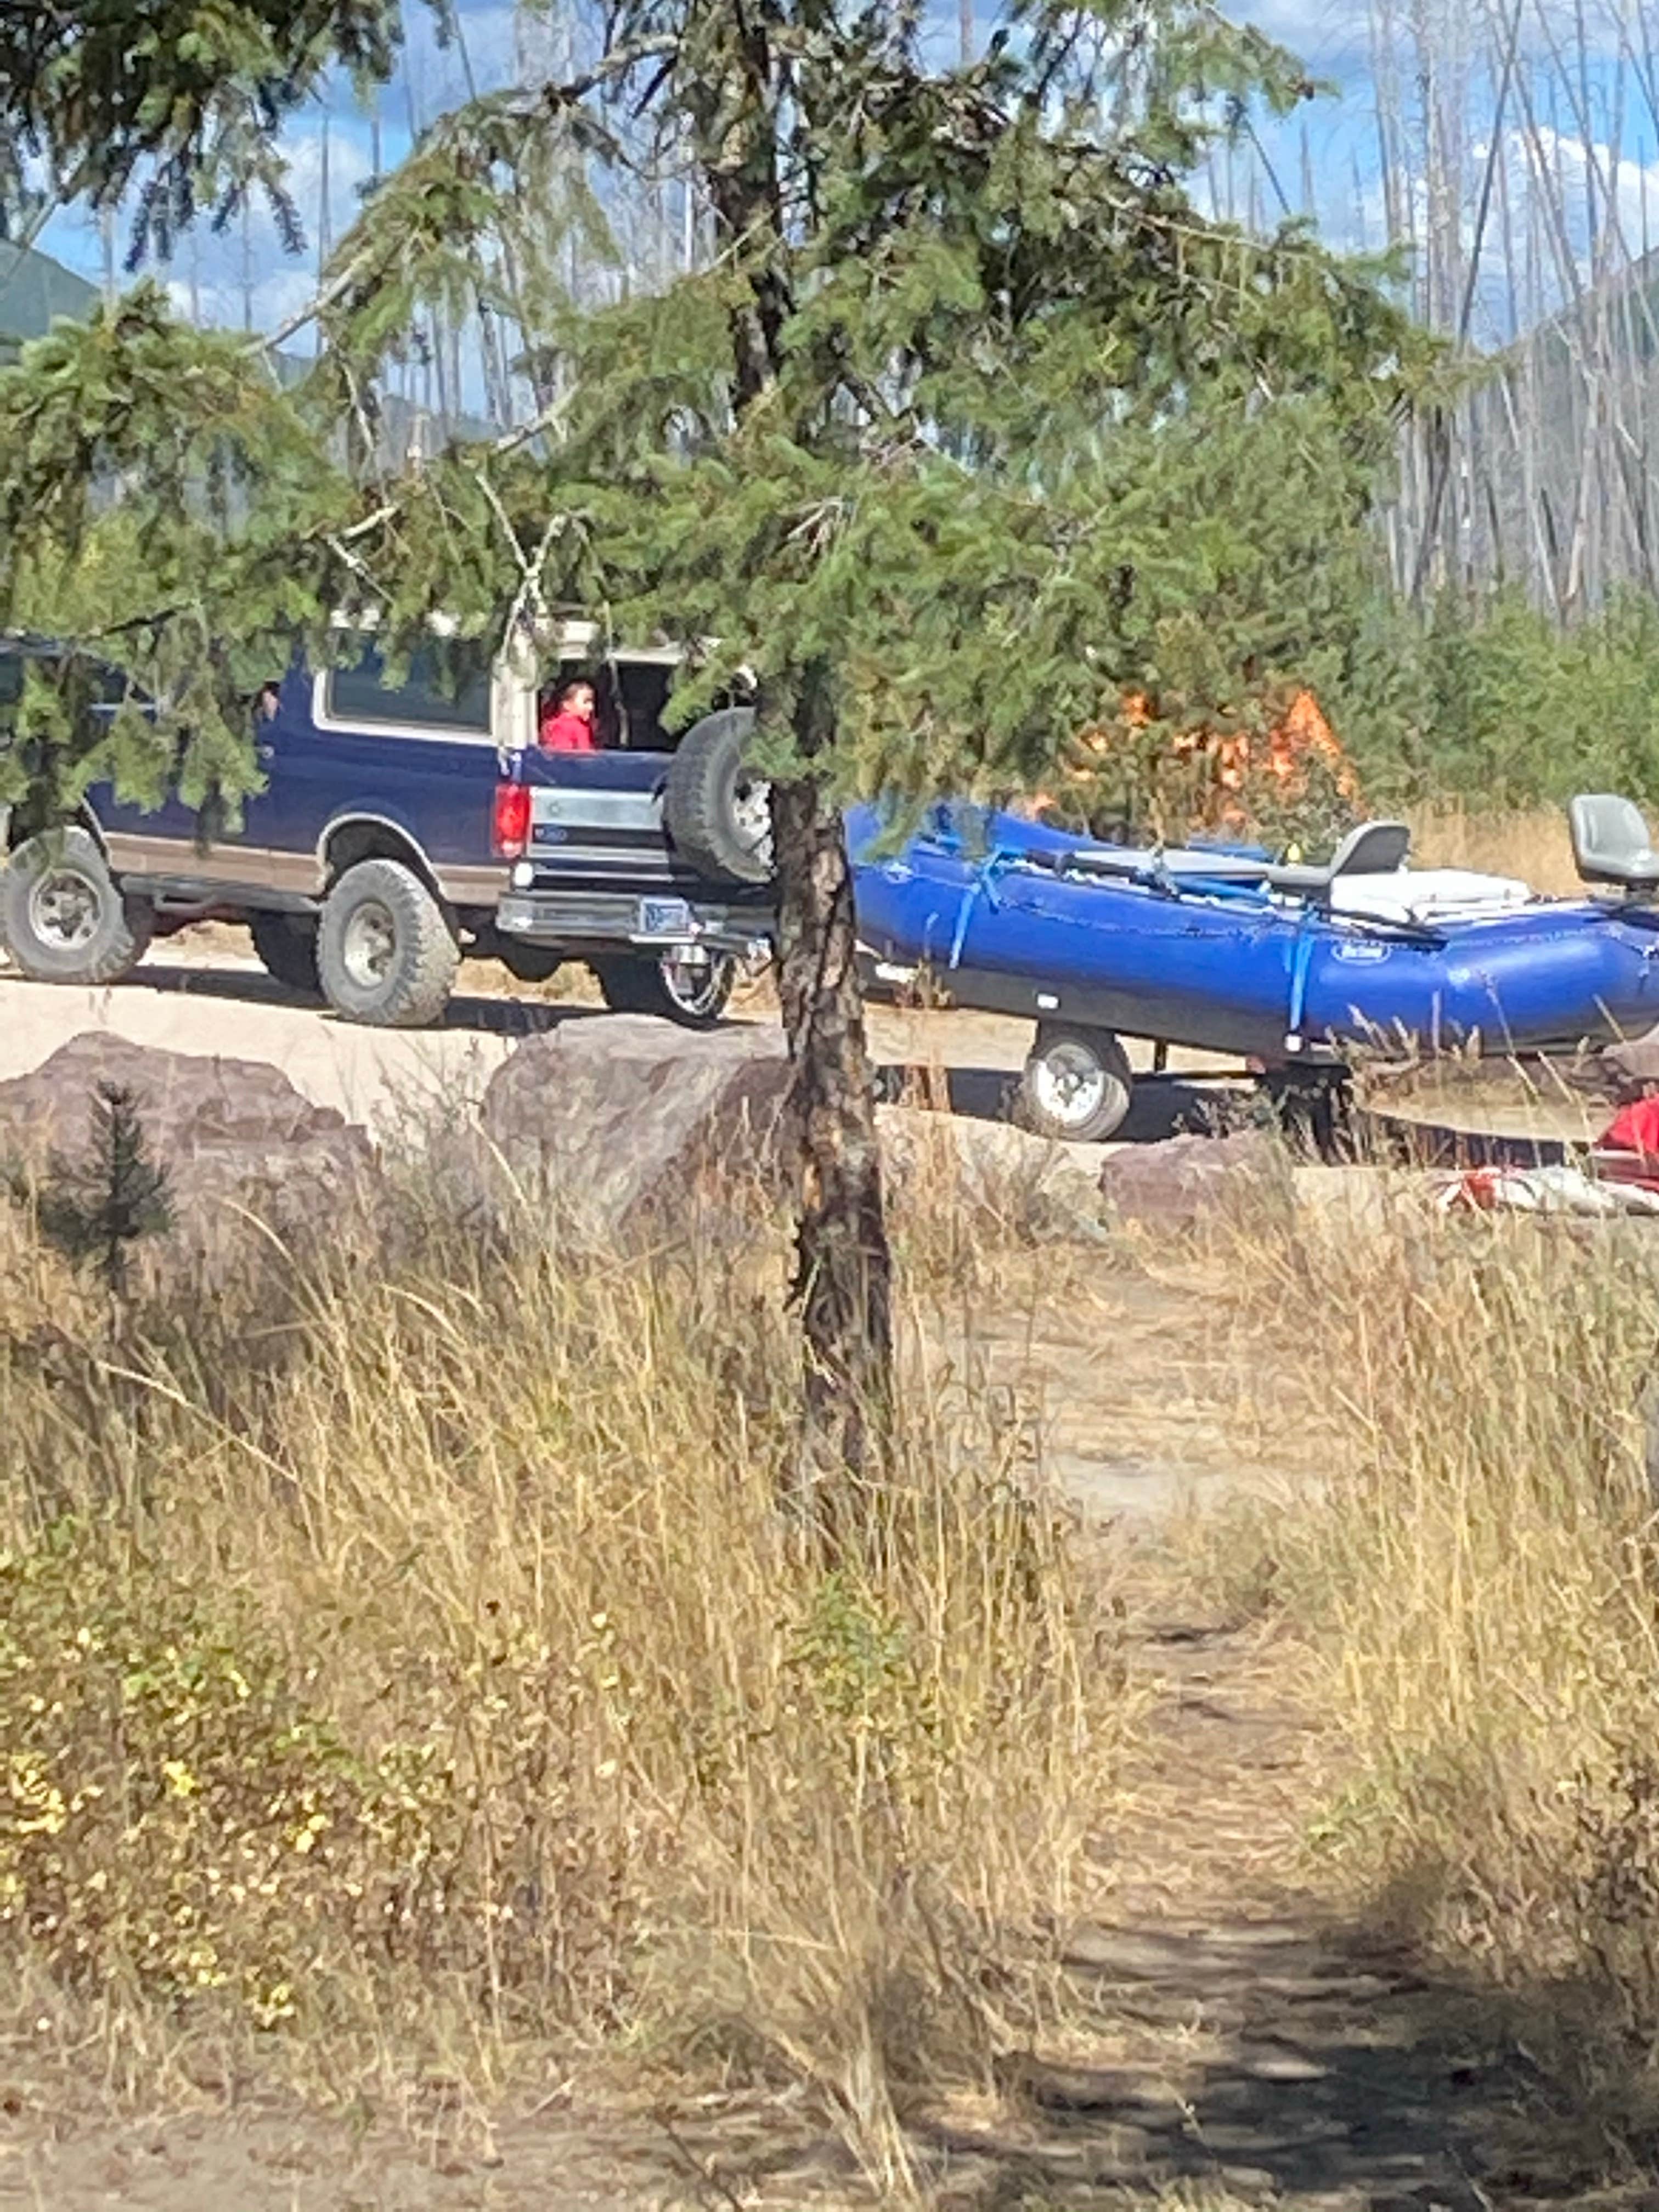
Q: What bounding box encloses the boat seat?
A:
[1570,793,1659,890]
[1049,823,1412,899]
[1062,844,1268,884]
[1266,819,1413,900]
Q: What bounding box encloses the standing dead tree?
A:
[1367,0,1659,615]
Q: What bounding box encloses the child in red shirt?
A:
[538,678,598,752]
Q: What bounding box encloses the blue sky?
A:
[33,0,1645,354]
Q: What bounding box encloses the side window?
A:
[0,651,126,719]
[325,645,491,733]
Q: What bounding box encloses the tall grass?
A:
[1189,1181,1659,2107]
[0,1135,1124,2192]
[1406,802,1582,896]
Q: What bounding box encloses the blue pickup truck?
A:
[0,627,775,1026]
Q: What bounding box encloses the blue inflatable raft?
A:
[848,795,1659,1141]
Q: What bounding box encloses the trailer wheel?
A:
[1014,1023,1134,1144]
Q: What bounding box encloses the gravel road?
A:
[0,932,1239,1137]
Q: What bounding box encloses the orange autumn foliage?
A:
[1034,689,1359,837]
[1170,689,1358,827]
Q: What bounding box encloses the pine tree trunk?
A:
[690,21,894,1503]
[772,720,893,1516]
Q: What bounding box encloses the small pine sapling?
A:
[36,1081,173,1296]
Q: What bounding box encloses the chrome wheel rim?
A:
[660,950,733,1020]
[29,867,102,953]
[1031,1040,1109,1131]
[341,899,398,989]
[732,776,773,866]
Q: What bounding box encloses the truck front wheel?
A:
[317,858,459,1028]
[592,950,736,1029]
[1,827,154,985]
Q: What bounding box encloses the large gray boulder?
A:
[1097,1128,1284,1230]
[481,1017,1127,1248]
[480,1014,793,1240]
[0,1032,375,1283]
[876,1104,1110,1241]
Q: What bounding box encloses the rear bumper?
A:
[496,887,775,955]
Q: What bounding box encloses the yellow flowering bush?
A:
[0,1531,454,2023]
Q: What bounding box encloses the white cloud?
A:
[1521,123,1659,263]
[1235,0,1373,68]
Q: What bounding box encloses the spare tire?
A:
[663,708,771,885]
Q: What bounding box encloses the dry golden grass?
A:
[1172,1173,1659,2113]
[1407,801,1582,894]
[0,1126,1127,2197]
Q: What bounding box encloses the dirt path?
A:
[914,1615,1595,2210]
[0,935,1239,1137]
[3,1617,1594,2212]
[933,1256,1327,1521]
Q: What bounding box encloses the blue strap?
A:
[1286,920,1318,1043]
[947,847,1014,972]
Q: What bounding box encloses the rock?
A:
[0,1032,375,1284]
[483,1022,1122,1249]
[1098,1130,1283,1230]
[876,1104,1110,1240]
[1590,1026,1659,1100]
[480,1014,792,1240]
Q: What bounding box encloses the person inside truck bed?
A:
[538,677,599,752]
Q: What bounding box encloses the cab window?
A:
[326,645,491,733]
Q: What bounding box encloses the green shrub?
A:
[1330,588,1659,812]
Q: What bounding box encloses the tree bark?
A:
[772,684,893,1520]
[679,12,895,1494]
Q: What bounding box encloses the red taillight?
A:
[493,781,532,859]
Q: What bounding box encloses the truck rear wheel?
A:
[249,911,321,997]
[1014,1023,1134,1144]
[498,943,565,985]
[1,827,154,985]
[592,950,736,1028]
[317,858,459,1028]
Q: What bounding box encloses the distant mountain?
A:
[0,239,493,466]
[0,241,98,363]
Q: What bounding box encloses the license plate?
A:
[635,896,693,938]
